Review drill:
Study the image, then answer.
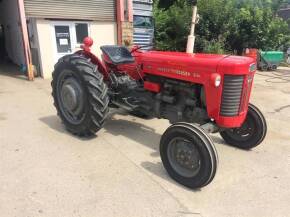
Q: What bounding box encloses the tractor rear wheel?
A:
[220,104,267,150]
[160,123,218,189]
[52,54,109,137]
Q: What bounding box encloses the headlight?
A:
[211,73,222,87]
[249,63,257,72]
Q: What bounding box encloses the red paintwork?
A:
[81,37,94,52]
[131,51,256,128]
[244,48,259,62]
[144,81,161,93]
[78,40,256,129]
[210,73,221,86]
[75,50,109,79]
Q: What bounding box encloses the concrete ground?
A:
[0,64,290,217]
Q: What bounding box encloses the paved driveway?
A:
[0,66,290,217]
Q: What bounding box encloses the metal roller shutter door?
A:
[24,0,116,21]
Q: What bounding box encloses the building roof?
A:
[278,8,290,21]
[278,7,290,29]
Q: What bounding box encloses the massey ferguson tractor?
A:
[51,1,267,189]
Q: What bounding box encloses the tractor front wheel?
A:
[160,123,218,189]
[220,104,267,150]
[52,54,109,137]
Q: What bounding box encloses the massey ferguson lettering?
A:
[157,67,201,78]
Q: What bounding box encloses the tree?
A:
[158,0,175,9]
[225,1,290,53]
[194,0,234,53]
[154,0,290,53]
[154,0,192,51]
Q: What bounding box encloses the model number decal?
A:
[157,67,201,78]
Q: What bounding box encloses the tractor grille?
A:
[220,75,244,117]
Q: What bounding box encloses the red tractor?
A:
[51,4,267,189]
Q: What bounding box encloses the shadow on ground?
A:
[104,114,235,148]
[0,62,28,80]
[40,111,237,191]
[104,115,161,152]
[40,111,233,150]
[140,160,202,192]
[103,112,233,191]
[39,115,97,141]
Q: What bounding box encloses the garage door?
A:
[24,0,116,21]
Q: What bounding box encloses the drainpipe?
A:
[116,0,133,46]
[116,0,125,45]
[17,0,33,81]
[128,0,133,22]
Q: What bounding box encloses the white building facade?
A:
[0,0,133,80]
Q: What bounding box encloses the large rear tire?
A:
[52,54,109,137]
[160,123,218,189]
[220,104,267,150]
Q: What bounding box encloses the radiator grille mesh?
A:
[220,75,244,117]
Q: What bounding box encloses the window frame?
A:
[74,22,90,46]
[133,15,154,29]
[51,21,91,64]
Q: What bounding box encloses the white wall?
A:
[0,0,25,66]
[35,19,54,79]
[90,22,117,58]
[36,19,117,79]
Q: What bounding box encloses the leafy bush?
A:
[154,0,290,53]
[203,40,225,54]
[154,0,192,51]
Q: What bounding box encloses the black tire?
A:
[271,65,278,71]
[261,65,268,71]
[52,54,109,137]
[160,123,218,189]
[220,104,267,150]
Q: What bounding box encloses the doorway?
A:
[0,0,33,80]
[52,22,90,63]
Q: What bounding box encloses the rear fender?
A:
[75,50,109,80]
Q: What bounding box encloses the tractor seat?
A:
[100,45,135,65]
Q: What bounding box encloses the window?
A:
[133,16,154,29]
[75,23,89,44]
[55,26,71,53]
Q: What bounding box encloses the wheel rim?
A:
[57,70,85,124]
[167,137,201,178]
[227,114,256,142]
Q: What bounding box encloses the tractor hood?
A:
[137,51,256,80]
[135,50,256,128]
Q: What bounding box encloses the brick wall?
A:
[121,21,133,47]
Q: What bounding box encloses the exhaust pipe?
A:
[186,0,198,54]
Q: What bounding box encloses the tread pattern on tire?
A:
[220,103,267,149]
[249,104,267,145]
[160,123,218,189]
[171,123,218,187]
[52,54,109,137]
